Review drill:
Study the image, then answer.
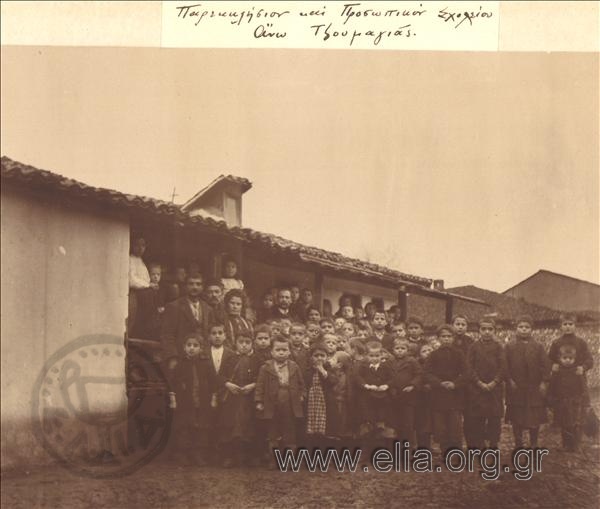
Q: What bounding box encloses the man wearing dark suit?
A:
[270,288,298,321]
[160,274,214,364]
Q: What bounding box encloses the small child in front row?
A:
[390,339,422,446]
[304,342,337,450]
[354,341,393,437]
[255,336,305,464]
[218,334,259,467]
[424,325,466,458]
[505,315,551,449]
[548,345,586,452]
[171,335,212,466]
[465,318,505,450]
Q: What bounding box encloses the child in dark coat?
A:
[505,315,551,449]
[354,341,394,436]
[354,341,394,461]
[548,345,586,451]
[171,335,212,466]
[218,334,259,467]
[205,323,238,463]
[452,314,475,448]
[465,318,506,449]
[390,340,422,446]
[415,343,434,449]
[424,325,466,457]
[347,338,367,439]
[255,336,305,461]
[549,313,593,407]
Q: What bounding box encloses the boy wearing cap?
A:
[505,315,551,449]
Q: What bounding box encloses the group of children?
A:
[162,290,594,467]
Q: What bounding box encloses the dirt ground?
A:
[2,423,599,509]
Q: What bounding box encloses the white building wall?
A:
[1,187,129,468]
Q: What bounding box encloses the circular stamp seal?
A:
[31,334,172,478]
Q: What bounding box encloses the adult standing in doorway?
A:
[128,236,156,336]
[160,273,214,364]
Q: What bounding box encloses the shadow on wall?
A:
[1,418,51,471]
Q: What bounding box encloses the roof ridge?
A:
[1,156,432,286]
[504,269,600,293]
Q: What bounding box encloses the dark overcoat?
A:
[255,360,305,419]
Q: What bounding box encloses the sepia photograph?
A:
[1,1,599,508]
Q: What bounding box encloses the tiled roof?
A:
[448,285,564,322]
[1,156,180,216]
[1,156,432,286]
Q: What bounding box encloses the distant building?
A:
[503,270,600,313]
[445,285,562,327]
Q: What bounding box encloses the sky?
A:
[1,46,598,292]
